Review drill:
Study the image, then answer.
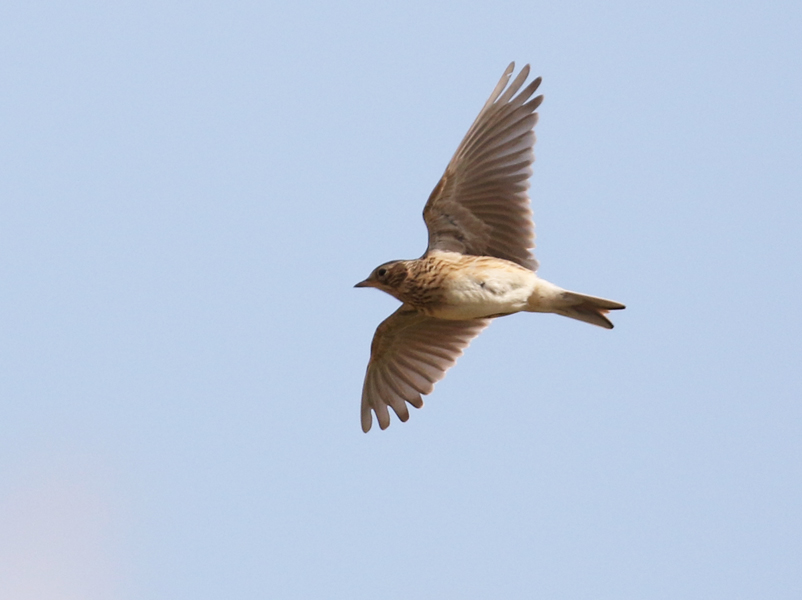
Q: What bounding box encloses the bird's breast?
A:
[422,257,537,320]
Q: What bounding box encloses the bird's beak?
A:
[354,279,374,288]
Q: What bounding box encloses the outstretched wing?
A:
[423,63,543,271]
[361,305,491,432]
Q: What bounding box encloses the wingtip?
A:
[361,407,372,433]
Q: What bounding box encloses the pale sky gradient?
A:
[1,1,801,598]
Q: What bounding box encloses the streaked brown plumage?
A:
[355,63,625,432]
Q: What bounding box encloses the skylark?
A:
[355,63,625,432]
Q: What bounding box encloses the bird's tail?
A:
[551,290,626,329]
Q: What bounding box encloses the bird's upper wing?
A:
[423,63,543,271]
[361,305,491,432]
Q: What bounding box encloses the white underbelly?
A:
[429,269,536,320]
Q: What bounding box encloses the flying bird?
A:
[355,63,624,432]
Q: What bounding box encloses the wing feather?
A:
[376,369,410,422]
[423,63,543,271]
[360,306,491,432]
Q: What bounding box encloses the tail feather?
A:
[553,291,626,329]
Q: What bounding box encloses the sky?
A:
[1,1,801,598]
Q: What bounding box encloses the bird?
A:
[354,62,625,432]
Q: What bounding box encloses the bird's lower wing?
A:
[361,305,491,432]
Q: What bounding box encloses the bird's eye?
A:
[377,268,387,278]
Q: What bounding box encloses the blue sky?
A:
[1,1,801,598]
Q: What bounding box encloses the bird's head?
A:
[354,260,409,297]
